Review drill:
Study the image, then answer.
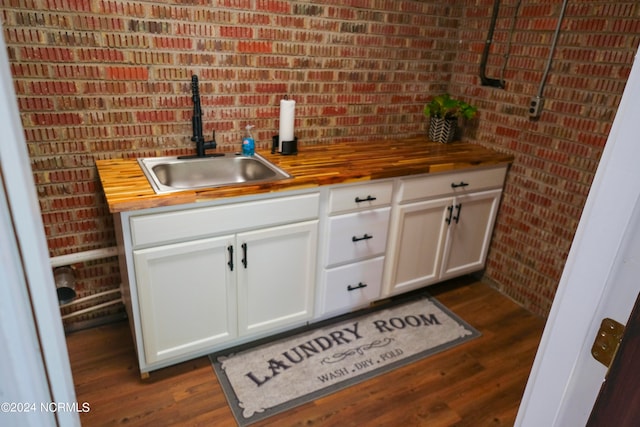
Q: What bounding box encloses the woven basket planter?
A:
[428,117,457,143]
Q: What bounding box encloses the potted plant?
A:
[423,93,477,143]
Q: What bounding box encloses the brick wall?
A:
[452,1,639,315]
[1,0,638,322]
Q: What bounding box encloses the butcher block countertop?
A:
[96,137,514,213]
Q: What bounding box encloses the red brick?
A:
[76,48,125,62]
[150,4,190,20]
[73,15,125,31]
[105,66,149,80]
[352,83,376,93]
[321,106,347,116]
[97,0,145,17]
[256,0,289,14]
[237,40,272,53]
[220,26,254,38]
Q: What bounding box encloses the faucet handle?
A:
[206,130,216,146]
[202,130,217,151]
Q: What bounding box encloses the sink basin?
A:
[138,153,292,194]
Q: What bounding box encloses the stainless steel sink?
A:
[138,153,291,194]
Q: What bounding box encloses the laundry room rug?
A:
[210,293,479,426]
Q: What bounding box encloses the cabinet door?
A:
[385,198,451,296]
[439,189,502,280]
[133,235,237,365]
[236,220,318,336]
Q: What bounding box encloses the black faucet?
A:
[180,75,218,159]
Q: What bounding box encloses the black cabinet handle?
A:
[241,243,247,268]
[355,195,377,203]
[451,181,469,188]
[453,204,462,224]
[352,234,373,242]
[227,245,234,271]
[445,205,454,224]
[347,282,368,291]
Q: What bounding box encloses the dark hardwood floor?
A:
[66,276,546,426]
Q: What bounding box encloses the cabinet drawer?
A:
[398,166,507,203]
[325,207,390,266]
[322,256,384,315]
[131,193,319,248]
[328,181,393,214]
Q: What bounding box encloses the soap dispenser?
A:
[242,125,255,156]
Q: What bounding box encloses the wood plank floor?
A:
[66,276,546,426]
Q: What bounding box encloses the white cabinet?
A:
[236,221,317,336]
[383,166,507,297]
[133,235,236,365]
[115,164,509,375]
[386,198,451,293]
[439,190,503,280]
[120,193,319,373]
[317,181,393,318]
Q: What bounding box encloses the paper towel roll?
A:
[279,98,295,151]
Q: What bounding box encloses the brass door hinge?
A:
[591,318,625,368]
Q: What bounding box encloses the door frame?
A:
[0,28,79,425]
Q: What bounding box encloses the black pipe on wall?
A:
[479,0,506,89]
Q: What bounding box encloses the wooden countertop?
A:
[96,136,514,213]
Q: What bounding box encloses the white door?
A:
[440,189,502,280]
[134,235,237,364]
[516,47,640,426]
[236,220,318,336]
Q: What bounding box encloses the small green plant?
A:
[423,93,477,120]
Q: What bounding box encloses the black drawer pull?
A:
[355,195,377,203]
[227,245,234,271]
[453,204,462,224]
[347,282,368,291]
[445,205,454,225]
[352,234,373,242]
[241,243,247,268]
[451,181,469,188]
